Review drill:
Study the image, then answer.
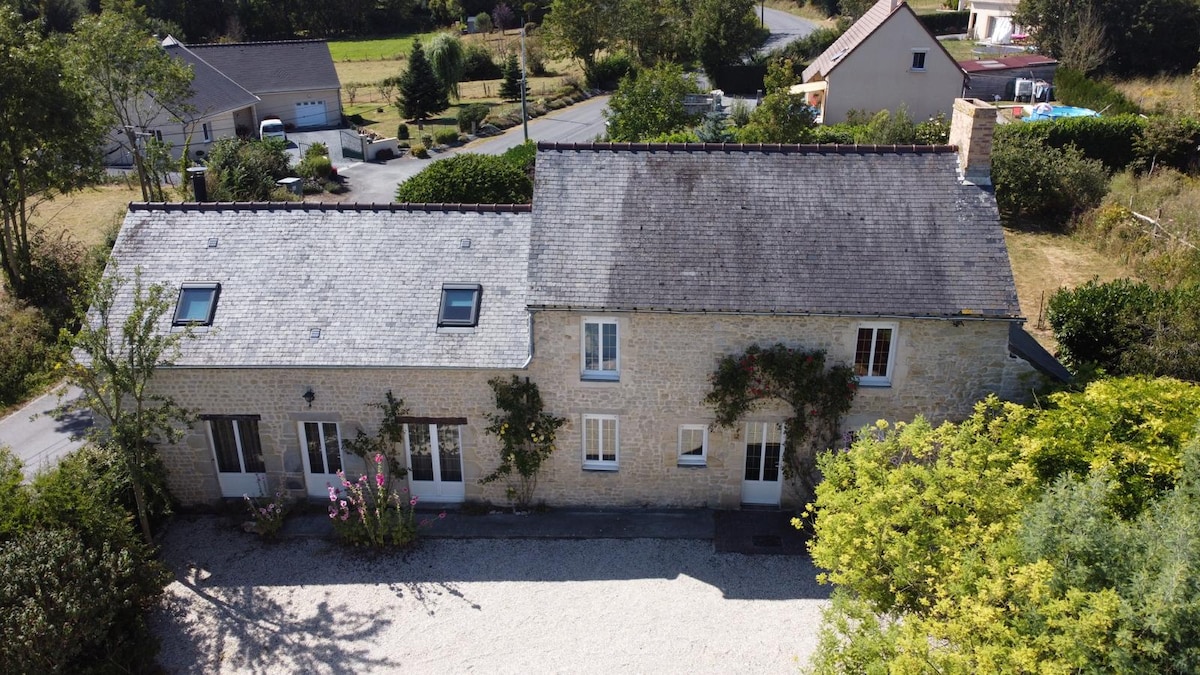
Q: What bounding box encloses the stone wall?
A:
[151,313,1043,509]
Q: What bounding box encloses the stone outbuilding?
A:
[101,104,1062,510]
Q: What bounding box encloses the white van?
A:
[259,119,286,141]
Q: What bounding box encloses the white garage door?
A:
[295,100,327,128]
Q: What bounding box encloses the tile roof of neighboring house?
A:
[959,54,1058,73]
[163,38,259,119]
[186,40,340,95]
[108,203,532,369]
[802,0,962,83]
[528,143,1022,320]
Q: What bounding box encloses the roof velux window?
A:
[438,284,482,327]
[173,283,220,326]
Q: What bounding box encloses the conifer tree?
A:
[499,53,524,102]
[398,42,449,127]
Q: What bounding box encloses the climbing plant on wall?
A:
[704,343,858,500]
[481,376,566,510]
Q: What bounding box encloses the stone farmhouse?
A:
[795,0,966,124]
[102,99,1061,510]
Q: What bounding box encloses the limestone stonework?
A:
[151,312,1042,509]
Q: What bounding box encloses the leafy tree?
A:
[806,379,1200,673]
[991,133,1109,224]
[395,153,533,203]
[0,8,103,300]
[604,62,701,142]
[0,296,57,406]
[612,0,691,64]
[689,0,763,81]
[205,137,291,201]
[474,11,493,34]
[480,376,566,509]
[492,2,517,30]
[736,59,816,143]
[426,33,466,101]
[1014,0,1200,77]
[64,268,195,544]
[542,0,608,79]
[428,0,462,23]
[499,53,524,102]
[397,41,450,127]
[68,0,194,202]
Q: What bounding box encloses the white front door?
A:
[207,417,267,498]
[405,423,465,503]
[300,421,344,498]
[294,100,326,128]
[741,422,784,506]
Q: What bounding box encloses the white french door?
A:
[742,422,785,506]
[299,421,344,498]
[207,417,266,498]
[405,423,465,502]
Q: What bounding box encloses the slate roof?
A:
[528,143,1022,320]
[802,0,961,83]
[186,40,341,95]
[162,38,259,119]
[107,203,532,369]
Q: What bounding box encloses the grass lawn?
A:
[327,33,435,61]
[939,37,981,61]
[1004,227,1136,350]
[30,182,142,249]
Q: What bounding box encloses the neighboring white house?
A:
[967,0,1024,44]
[103,38,342,165]
[796,0,966,125]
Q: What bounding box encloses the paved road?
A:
[760,6,820,53]
[0,384,91,481]
[338,95,610,203]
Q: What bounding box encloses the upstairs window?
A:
[911,50,928,71]
[173,283,220,326]
[438,284,482,327]
[854,322,897,386]
[582,318,619,381]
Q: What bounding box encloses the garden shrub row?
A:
[1053,67,1141,116]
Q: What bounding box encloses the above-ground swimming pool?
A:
[1020,104,1100,122]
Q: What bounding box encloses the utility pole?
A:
[761,0,765,27]
[520,26,529,142]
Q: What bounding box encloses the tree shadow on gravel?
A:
[154,556,397,674]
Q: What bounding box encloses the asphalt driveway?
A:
[152,516,830,674]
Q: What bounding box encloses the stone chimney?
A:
[948,98,997,186]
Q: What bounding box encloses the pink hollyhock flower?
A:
[374,453,385,465]
[410,497,418,506]
[376,473,385,487]
[438,512,446,519]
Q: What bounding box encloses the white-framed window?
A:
[854,321,898,386]
[678,425,708,467]
[207,416,265,474]
[201,122,212,143]
[582,414,618,470]
[173,282,221,326]
[581,317,619,381]
[910,49,928,71]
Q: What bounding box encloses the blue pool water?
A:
[1021,105,1100,122]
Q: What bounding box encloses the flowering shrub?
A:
[705,343,857,501]
[480,375,565,510]
[243,476,289,538]
[329,453,443,547]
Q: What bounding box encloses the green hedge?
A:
[917,10,969,35]
[997,114,1146,171]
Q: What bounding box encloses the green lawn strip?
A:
[328,32,436,61]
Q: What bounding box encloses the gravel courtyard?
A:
[152,517,831,674]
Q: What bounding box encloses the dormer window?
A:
[173,283,220,326]
[438,284,482,327]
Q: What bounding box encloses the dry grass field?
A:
[1004,227,1136,349]
[29,182,142,249]
[1113,74,1197,115]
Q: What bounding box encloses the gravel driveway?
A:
[152,517,830,674]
